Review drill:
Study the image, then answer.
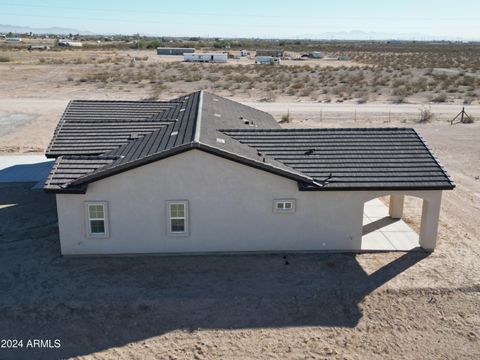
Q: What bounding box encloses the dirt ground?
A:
[1,47,480,359]
[0,120,479,359]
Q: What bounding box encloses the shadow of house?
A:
[0,160,54,186]
[0,184,429,360]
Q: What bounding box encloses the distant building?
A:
[309,51,324,59]
[184,53,228,63]
[256,49,284,58]
[255,56,281,65]
[157,47,195,55]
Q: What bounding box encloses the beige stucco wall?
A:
[55,149,442,255]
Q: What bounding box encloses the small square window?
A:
[273,199,296,213]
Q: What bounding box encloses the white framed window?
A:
[273,199,296,213]
[85,202,109,238]
[167,200,189,236]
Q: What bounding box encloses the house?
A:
[44,91,454,255]
[157,47,195,55]
[184,53,228,63]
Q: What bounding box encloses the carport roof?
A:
[44,91,455,193]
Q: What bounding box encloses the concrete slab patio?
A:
[362,198,420,251]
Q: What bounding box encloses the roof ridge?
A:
[219,127,414,132]
[193,90,204,143]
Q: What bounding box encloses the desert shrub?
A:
[431,93,447,103]
[279,111,292,124]
[391,96,405,104]
[0,56,10,62]
[418,106,434,123]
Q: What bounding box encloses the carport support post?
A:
[389,195,404,219]
[419,192,442,251]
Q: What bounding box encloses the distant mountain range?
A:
[0,24,94,35]
[0,24,473,41]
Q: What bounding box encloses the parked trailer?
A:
[28,44,50,51]
[184,53,228,63]
[58,39,83,47]
[157,47,195,55]
[5,37,22,43]
[255,56,281,65]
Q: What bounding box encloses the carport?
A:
[361,191,443,252]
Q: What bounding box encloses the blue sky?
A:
[0,0,479,39]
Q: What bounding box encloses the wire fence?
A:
[287,108,473,125]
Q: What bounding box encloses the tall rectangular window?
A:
[167,201,189,236]
[85,202,109,237]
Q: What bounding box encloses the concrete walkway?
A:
[362,198,420,251]
[0,155,54,188]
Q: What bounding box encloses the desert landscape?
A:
[1,39,480,359]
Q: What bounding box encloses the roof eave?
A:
[298,183,455,191]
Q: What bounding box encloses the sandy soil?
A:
[0,121,479,359]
